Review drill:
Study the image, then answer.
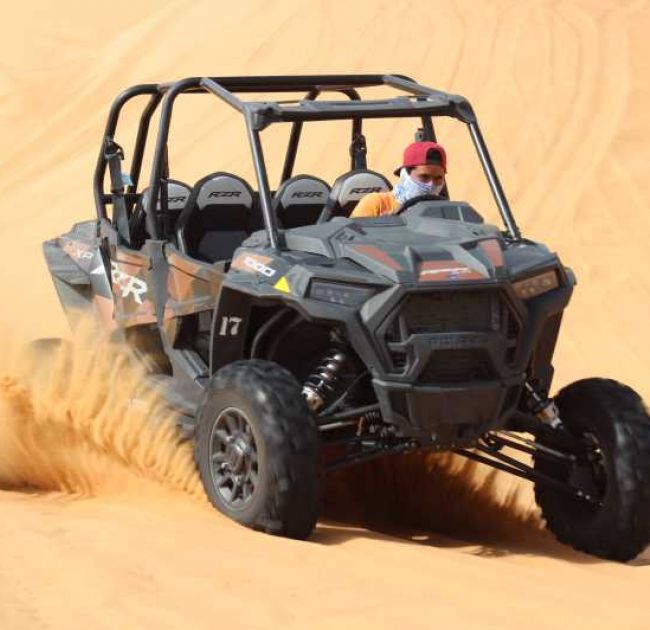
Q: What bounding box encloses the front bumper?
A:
[359,281,573,448]
[373,375,525,448]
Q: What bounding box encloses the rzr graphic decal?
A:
[111,262,148,304]
[350,187,383,194]
[111,251,157,326]
[208,191,242,199]
[291,191,324,198]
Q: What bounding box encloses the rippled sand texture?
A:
[1,1,650,628]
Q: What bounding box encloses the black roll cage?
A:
[94,74,521,249]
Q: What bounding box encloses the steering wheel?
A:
[394,193,446,216]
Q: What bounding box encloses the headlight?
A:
[512,270,559,299]
[309,281,376,307]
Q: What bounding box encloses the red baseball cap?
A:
[393,141,447,176]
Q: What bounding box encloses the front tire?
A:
[534,378,650,561]
[195,360,321,539]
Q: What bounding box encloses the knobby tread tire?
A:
[195,360,321,540]
[534,378,650,561]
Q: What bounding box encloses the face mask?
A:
[394,168,443,204]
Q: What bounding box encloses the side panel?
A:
[209,286,254,374]
[44,221,115,329]
[164,251,223,318]
[111,248,157,327]
[162,249,224,344]
[44,222,225,338]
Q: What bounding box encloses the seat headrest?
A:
[274,175,330,208]
[330,170,392,206]
[141,180,191,211]
[195,173,254,209]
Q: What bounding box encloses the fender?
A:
[209,286,253,374]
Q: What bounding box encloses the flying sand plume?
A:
[0,320,541,545]
[323,451,543,546]
[0,322,204,498]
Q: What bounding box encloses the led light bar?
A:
[309,281,375,307]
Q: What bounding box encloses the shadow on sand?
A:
[314,452,650,566]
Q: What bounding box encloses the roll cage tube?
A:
[93,83,160,220]
[127,92,164,212]
[468,121,521,240]
[280,89,318,184]
[244,111,280,250]
[278,87,427,183]
[146,78,206,239]
[96,74,522,245]
[280,88,364,185]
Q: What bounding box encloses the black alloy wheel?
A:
[210,407,259,508]
[195,360,322,539]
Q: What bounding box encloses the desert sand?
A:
[1,0,650,627]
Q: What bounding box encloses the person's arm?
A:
[350,193,382,218]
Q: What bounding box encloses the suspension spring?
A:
[524,382,562,428]
[302,348,353,412]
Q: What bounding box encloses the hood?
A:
[281,202,553,285]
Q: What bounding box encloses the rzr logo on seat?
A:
[350,187,382,194]
[167,196,187,204]
[291,191,324,198]
[208,191,242,198]
[244,256,275,277]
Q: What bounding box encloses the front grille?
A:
[418,348,495,383]
[401,292,501,335]
[390,351,408,372]
[381,289,521,379]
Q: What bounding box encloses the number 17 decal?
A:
[219,316,243,336]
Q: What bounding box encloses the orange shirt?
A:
[350,192,400,218]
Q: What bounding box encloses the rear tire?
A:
[534,378,650,561]
[195,360,321,539]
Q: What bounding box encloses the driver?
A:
[351,141,447,218]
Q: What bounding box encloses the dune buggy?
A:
[43,74,650,561]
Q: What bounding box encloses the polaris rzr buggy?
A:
[43,74,650,561]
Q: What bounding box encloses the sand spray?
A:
[0,320,204,499]
[0,317,541,542]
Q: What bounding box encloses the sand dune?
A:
[1,0,650,627]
